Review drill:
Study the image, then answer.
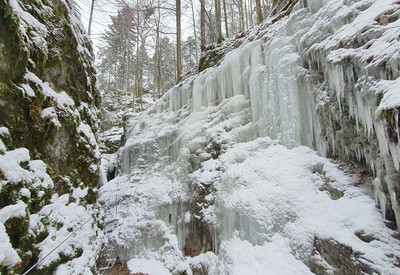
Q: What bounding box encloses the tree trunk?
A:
[88,0,95,35]
[244,0,248,30]
[215,0,223,43]
[249,0,254,27]
[223,0,229,37]
[239,0,244,31]
[190,0,199,64]
[176,0,182,83]
[200,0,206,51]
[139,38,145,110]
[124,37,129,104]
[256,0,264,24]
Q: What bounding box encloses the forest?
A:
[82,0,274,112]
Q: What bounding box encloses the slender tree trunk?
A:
[133,0,140,112]
[114,62,117,90]
[190,0,199,64]
[215,0,223,43]
[230,3,236,34]
[223,0,228,37]
[151,0,163,98]
[139,37,145,110]
[176,0,182,83]
[124,37,129,104]
[249,0,254,26]
[88,0,95,35]
[200,0,206,51]
[152,52,157,100]
[256,0,264,24]
[244,0,248,30]
[239,0,244,31]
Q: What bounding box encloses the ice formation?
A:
[101,0,400,274]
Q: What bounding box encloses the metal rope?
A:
[23,216,93,275]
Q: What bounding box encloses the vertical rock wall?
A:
[0,0,102,273]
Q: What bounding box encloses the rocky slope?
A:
[0,0,102,273]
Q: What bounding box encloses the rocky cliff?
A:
[0,0,102,273]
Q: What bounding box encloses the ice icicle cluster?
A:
[103,0,400,273]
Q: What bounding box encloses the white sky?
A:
[76,0,197,55]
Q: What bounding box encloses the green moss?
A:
[380,108,399,143]
[0,1,101,273]
[85,188,97,205]
[5,216,31,255]
[35,252,72,275]
[198,46,225,73]
[0,182,24,208]
[3,3,19,28]
[376,92,384,106]
[0,2,28,84]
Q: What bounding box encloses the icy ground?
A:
[101,125,400,274]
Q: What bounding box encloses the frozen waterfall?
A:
[100,0,400,274]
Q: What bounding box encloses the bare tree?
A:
[215,0,223,43]
[88,0,95,35]
[189,0,199,63]
[222,0,229,37]
[176,0,182,83]
[256,0,264,23]
[200,0,206,51]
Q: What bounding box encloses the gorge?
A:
[1,0,400,274]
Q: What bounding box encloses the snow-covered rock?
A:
[101,0,400,274]
[0,0,102,273]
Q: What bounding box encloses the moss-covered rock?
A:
[198,44,226,73]
[0,0,102,273]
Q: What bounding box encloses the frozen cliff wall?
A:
[102,0,400,274]
[162,0,400,227]
[0,0,102,274]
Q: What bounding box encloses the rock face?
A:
[310,237,380,275]
[0,0,102,273]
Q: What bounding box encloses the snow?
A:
[37,194,103,274]
[376,77,400,111]
[0,148,33,183]
[0,223,21,268]
[0,127,9,136]
[8,0,47,33]
[0,140,6,153]
[128,258,171,275]
[0,200,26,223]
[1,1,101,273]
[25,71,76,112]
[100,0,400,273]
[42,107,62,127]
[218,235,313,275]
[78,122,97,147]
[0,141,100,273]
[20,187,31,198]
[29,160,54,188]
[72,187,88,202]
[103,131,400,273]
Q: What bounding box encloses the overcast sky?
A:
[76,0,117,52]
[76,0,196,55]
